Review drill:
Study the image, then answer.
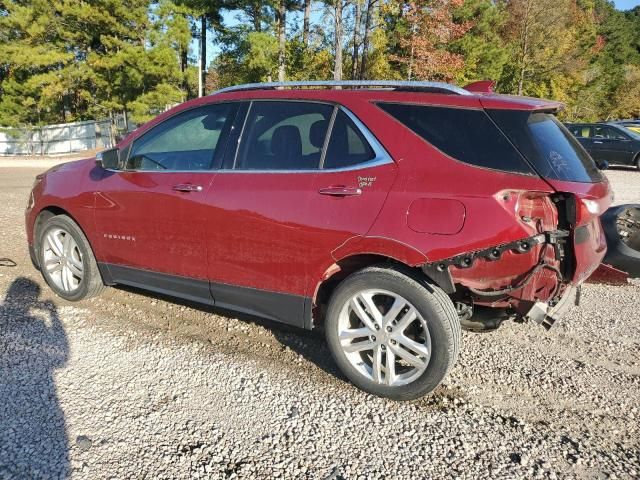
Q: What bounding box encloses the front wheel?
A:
[38,214,105,301]
[325,266,461,400]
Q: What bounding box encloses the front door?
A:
[94,103,237,302]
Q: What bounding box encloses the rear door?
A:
[203,101,396,327]
[203,100,333,325]
[307,108,398,291]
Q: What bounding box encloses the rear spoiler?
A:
[464,80,496,94]
[465,80,564,112]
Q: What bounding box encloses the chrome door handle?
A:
[593,141,603,144]
[318,186,362,197]
[172,183,203,192]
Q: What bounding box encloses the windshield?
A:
[489,110,603,183]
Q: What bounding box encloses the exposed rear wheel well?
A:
[312,254,428,328]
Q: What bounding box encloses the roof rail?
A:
[212,80,472,96]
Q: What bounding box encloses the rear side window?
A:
[323,110,376,169]
[127,104,234,171]
[377,102,534,175]
[593,126,627,140]
[489,111,603,183]
[568,125,591,138]
[236,101,333,170]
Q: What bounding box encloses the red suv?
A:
[25,81,612,400]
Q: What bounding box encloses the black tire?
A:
[325,265,461,401]
[601,204,640,278]
[37,214,106,301]
[635,154,640,171]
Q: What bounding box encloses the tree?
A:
[359,0,377,79]
[394,0,471,81]
[303,0,312,46]
[173,0,232,95]
[450,0,509,85]
[276,0,287,81]
[333,0,344,80]
[3,0,640,128]
[502,0,586,96]
[0,0,199,127]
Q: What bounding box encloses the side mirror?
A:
[596,159,609,170]
[96,148,120,170]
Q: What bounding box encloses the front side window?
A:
[127,103,235,171]
[593,126,627,141]
[377,102,534,175]
[235,101,333,170]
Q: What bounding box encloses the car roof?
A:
[207,88,563,112]
[119,81,564,147]
[565,122,625,127]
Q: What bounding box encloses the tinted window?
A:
[489,111,602,183]
[236,101,333,170]
[593,126,627,140]
[568,125,591,138]
[127,104,234,171]
[323,110,376,169]
[621,125,640,138]
[377,103,534,175]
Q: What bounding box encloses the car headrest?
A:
[309,120,328,149]
[271,125,302,164]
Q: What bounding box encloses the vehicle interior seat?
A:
[271,125,303,169]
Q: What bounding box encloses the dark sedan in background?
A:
[566,122,640,170]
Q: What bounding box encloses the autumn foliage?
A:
[395,0,472,82]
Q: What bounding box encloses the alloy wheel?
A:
[337,289,431,386]
[42,228,84,293]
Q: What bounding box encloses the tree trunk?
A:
[303,0,311,46]
[407,13,417,81]
[359,0,375,80]
[351,0,361,79]
[123,106,129,133]
[251,2,262,32]
[517,0,531,96]
[277,0,286,82]
[181,47,189,100]
[334,0,343,81]
[408,37,414,80]
[199,15,207,97]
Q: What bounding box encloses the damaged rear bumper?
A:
[422,231,569,296]
[524,285,580,330]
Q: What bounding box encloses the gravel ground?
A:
[0,165,639,479]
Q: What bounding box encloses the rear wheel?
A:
[325,266,460,400]
[38,214,105,301]
[635,153,640,171]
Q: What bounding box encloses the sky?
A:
[613,0,640,9]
